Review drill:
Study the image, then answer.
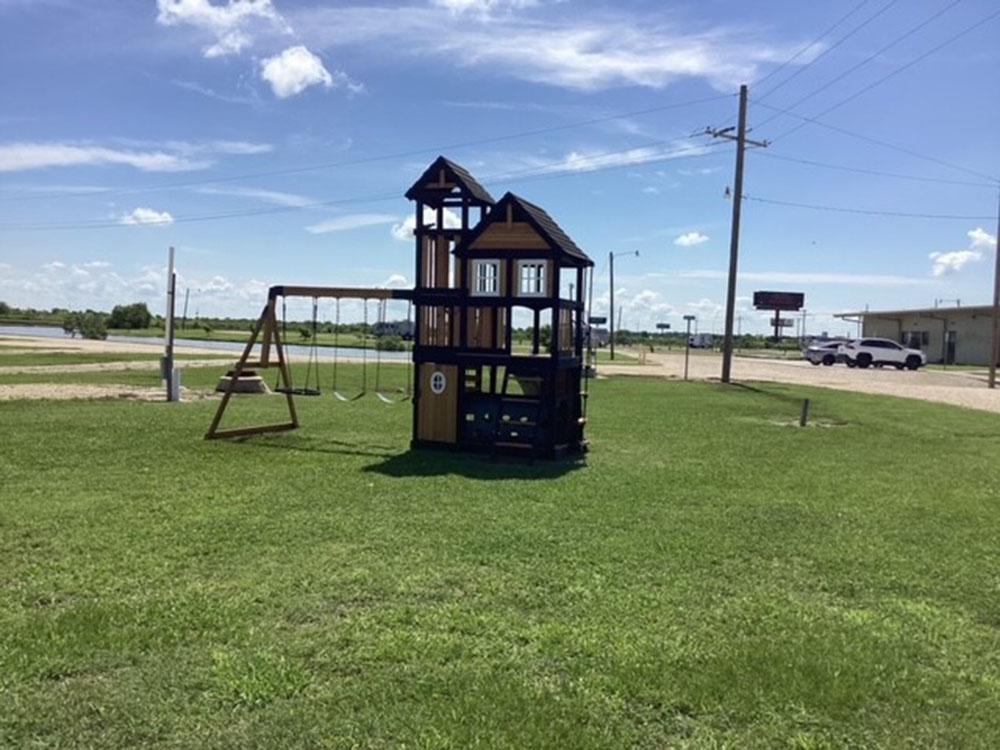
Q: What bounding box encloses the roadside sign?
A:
[771,317,794,328]
[655,323,671,330]
[588,316,607,325]
[754,291,804,311]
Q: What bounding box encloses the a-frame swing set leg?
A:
[204,300,300,440]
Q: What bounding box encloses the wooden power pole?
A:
[990,187,1000,389]
[706,85,768,384]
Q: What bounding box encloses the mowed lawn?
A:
[2,377,999,748]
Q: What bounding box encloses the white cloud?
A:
[207,140,273,155]
[929,250,982,277]
[927,227,996,276]
[155,0,289,58]
[119,207,175,227]
[195,185,314,207]
[391,206,461,241]
[292,6,810,92]
[382,273,410,288]
[518,142,710,178]
[678,166,722,176]
[432,0,538,14]
[674,231,709,247]
[0,143,206,173]
[968,227,997,250]
[0,260,276,318]
[0,140,271,173]
[305,213,397,234]
[260,45,359,98]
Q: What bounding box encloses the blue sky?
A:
[1,0,997,335]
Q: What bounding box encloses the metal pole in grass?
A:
[799,398,811,427]
[683,315,696,381]
[163,246,177,402]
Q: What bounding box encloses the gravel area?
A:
[600,350,1000,415]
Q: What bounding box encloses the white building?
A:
[835,305,998,366]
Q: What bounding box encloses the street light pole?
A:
[609,251,614,361]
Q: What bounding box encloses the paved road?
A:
[600,350,1000,414]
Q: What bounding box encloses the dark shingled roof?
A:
[404,155,495,205]
[505,193,592,265]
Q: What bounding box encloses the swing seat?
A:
[333,390,366,402]
[275,386,322,397]
[375,391,410,404]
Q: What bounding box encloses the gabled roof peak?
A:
[404,156,495,206]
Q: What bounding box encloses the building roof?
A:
[404,155,495,205]
[508,193,591,265]
[835,305,995,318]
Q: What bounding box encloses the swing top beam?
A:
[268,285,413,301]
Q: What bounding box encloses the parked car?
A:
[838,338,926,370]
[804,340,845,366]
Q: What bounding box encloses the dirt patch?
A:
[599,350,1000,415]
[0,384,218,402]
[0,358,227,376]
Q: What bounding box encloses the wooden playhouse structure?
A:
[206,156,594,459]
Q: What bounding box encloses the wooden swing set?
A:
[205,285,413,440]
[205,155,592,458]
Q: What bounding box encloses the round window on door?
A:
[429,370,447,395]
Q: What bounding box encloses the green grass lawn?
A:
[2,379,999,748]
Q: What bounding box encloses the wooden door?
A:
[417,363,458,443]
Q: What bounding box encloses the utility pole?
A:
[705,84,768,384]
[608,250,639,360]
[990,187,1000,389]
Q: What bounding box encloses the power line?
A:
[744,194,997,221]
[0,141,732,232]
[0,93,734,203]
[750,0,874,91]
[767,6,1000,144]
[755,0,902,101]
[705,0,878,133]
[753,149,997,189]
[758,0,965,129]
[754,101,999,184]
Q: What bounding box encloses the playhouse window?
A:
[472,260,500,296]
[518,261,546,297]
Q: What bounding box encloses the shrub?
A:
[108,302,153,329]
[375,334,405,351]
[78,313,107,340]
[62,314,80,337]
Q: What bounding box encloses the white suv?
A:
[839,338,927,370]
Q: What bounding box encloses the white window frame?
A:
[517,260,546,297]
[471,259,500,297]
